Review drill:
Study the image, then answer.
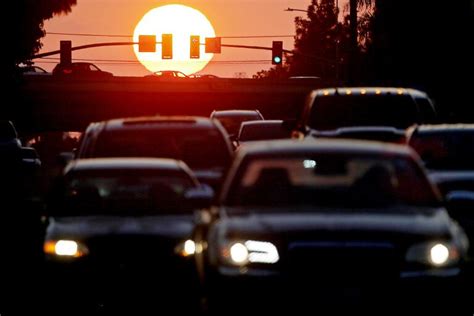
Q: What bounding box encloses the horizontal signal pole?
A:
[34,41,293,60]
[33,42,143,59]
[219,44,292,54]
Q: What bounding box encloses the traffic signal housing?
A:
[272,41,283,65]
[190,35,200,59]
[60,40,72,65]
[138,35,156,53]
[162,34,173,59]
[205,37,221,54]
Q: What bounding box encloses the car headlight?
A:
[44,240,89,258]
[175,239,200,257]
[406,241,459,267]
[223,240,279,266]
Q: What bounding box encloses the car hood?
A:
[46,215,193,240]
[217,207,453,244]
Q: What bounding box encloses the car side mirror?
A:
[185,184,215,209]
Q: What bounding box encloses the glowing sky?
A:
[39,0,346,78]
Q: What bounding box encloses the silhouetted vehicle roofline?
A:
[211,110,264,118]
[88,116,219,131]
[408,124,474,134]
[65,157,187,173]
[310,87,429,98]
[235,139,415,158]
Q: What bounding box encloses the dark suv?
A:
[76,116,233,190]
[296,87,437,136]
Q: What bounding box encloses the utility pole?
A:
[335,0,340,84]
[349,0,358,84]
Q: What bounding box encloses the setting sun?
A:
[133,5,216,75]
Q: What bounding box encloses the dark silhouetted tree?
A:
[362,0,474,119]
[5,0,77,78]
[286,0,352,84]
[253,64,289,79]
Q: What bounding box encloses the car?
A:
[19,65,50,76]
[44,158,213,314]
[295,87,437,136]
[310,126,407,143]
[52,62,113,78]
[75,116,233,190]
[145,70,189,79]
[407,125,474,255]
[189,74,219,79]
[237,120,291,146]
[407,124,474,173]
[0,120,41,202]
[193,139,469,313]
[0,120,21,147]
[210,109,265,143]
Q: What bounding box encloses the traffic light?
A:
[190,35,200,59]
[162,34,173,59]
[205,37,221,54]
[60,40,72,65]
[272,41,283,65]
[138,35,156,53]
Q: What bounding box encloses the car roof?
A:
[312,126,406,136]
[241,120,283,128]
[237,139,414,158]
[97,116,218,132]
[411,124,474,134]
[65,158,186,173]
[311,87,428,98]
[211,110,262,117]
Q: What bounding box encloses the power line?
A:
[47,32,132,38]
[46,31,294,39]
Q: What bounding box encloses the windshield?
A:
[216,115,262,136]
[239,123,290,142]
[309,94,420,130]
[91,128,231,170]
[52,169,195,216]
[225,155,439,211]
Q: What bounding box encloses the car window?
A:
[217,115,263,136]
[177,72,187,78]
[409,131,474,170]
[89,64,101,71]
[225,155,439,209]
[239,123,290,142]
[91,128,231,169]
[308,94,420,130]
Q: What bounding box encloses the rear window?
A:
[239,123,290,142]
[91,128,231,170]
[308,94,420,130]
[409,131,474,170]
[215,114,263,136]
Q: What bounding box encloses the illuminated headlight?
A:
[175,239,202,257]
[44,240,89,258]
[406,241,459,267]
[224,240,279,266]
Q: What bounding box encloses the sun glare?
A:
[133,5,216,75]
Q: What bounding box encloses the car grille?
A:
[285,241,401,283]
[86,235,178,266]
